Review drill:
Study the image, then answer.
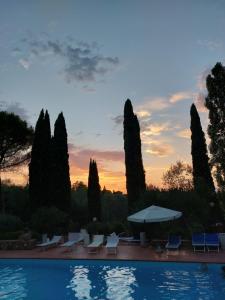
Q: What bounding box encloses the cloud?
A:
[140,97,170,112]
[136,110,151,118]
[145,141,174,157]
[197,67,211,91]
[0,101,29,121]
[21,37,119,83]
[197,39,223,51]
[82,85,96,93]
[169,91,193,103]
[68,143,124,171]
[111,115,123,126]
[176,128,191,139]
[141,122,171,137]
[18,58,30,70]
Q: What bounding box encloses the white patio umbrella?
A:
[127,205,182,223]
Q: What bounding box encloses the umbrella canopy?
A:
[127,205,182,223]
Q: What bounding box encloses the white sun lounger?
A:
[106,235,119,254]
[37,235,62,251]
[80,229,90,246]
[60,232,83,252]
[87,235,104,253]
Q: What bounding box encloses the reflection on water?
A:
[104,266,137,300]
[0,266,27,299]
[67,266,91,300]
[156,266,220,300]
[67,265,137,300]
[157,270,192,299]
[1,260,225,300]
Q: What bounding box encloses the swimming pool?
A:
[0,259,225,299]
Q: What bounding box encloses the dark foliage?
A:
[29,110,51,209]
[71,181,88,225]
[0,213,23,232]
[87,159,101,221]
[205,63,225,191]
[190,103,215,193]
[123,99,146,209]
[0,111,33,212]
[31,206,68,234]
[51,112,71,212]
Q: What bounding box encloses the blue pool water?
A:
[0,259,225,300]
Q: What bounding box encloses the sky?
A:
[1,0,225,191]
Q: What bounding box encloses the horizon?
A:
[1,0,225,191]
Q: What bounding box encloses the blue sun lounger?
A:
[166,235,181,251]
[205,233,220,252]
[192,233,205,252]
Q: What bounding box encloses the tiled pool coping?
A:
[0,244,225,264]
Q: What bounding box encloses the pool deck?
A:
[0,243,225,263]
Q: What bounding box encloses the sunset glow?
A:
[1,1,225,191]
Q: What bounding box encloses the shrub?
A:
[0,231,24,240]
[31,206,68,234]
[87,222,110,235]
[107,222,127,234]
[0,214,23,232]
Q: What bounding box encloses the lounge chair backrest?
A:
[93,235,104,244]
[192,233,205,243]
[51,235,62,243]
[107,236,114,243]
[68,232,81,241]
[110,232,117,238]
[205,233,219,243]
[108,235,119,243]
[169,235,180,244]
[80,229,88,238]
[42,233,48,243]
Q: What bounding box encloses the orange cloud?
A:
[141,122,171,137]
[169,91,193,103]
[140,97,170,112]
[176,128,191,139]
[145,141,174,157]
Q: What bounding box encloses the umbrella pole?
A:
[140,220,146,247]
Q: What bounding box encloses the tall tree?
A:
[205,62,225,191]
[29,109,51,209]
[87,159,101,221]
[123,99,146,209]
[51,112,71,212]
[190,103,215,193]
[0,111,33,212]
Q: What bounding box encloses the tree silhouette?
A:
[190,103,215,193]
[29,109,51,209]
[205,62,225,191]
[51,112,71,212]
[0,111,33,212]
[123,99,146,210]
[87,159,101,221]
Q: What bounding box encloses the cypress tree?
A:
[123,99,146,209]
[205,62,225,191]
[29,109,51,209]
[190,103,215,193]
[51,112,71,212]
[87,159,101,221]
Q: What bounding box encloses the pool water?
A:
[0,259,225,300]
